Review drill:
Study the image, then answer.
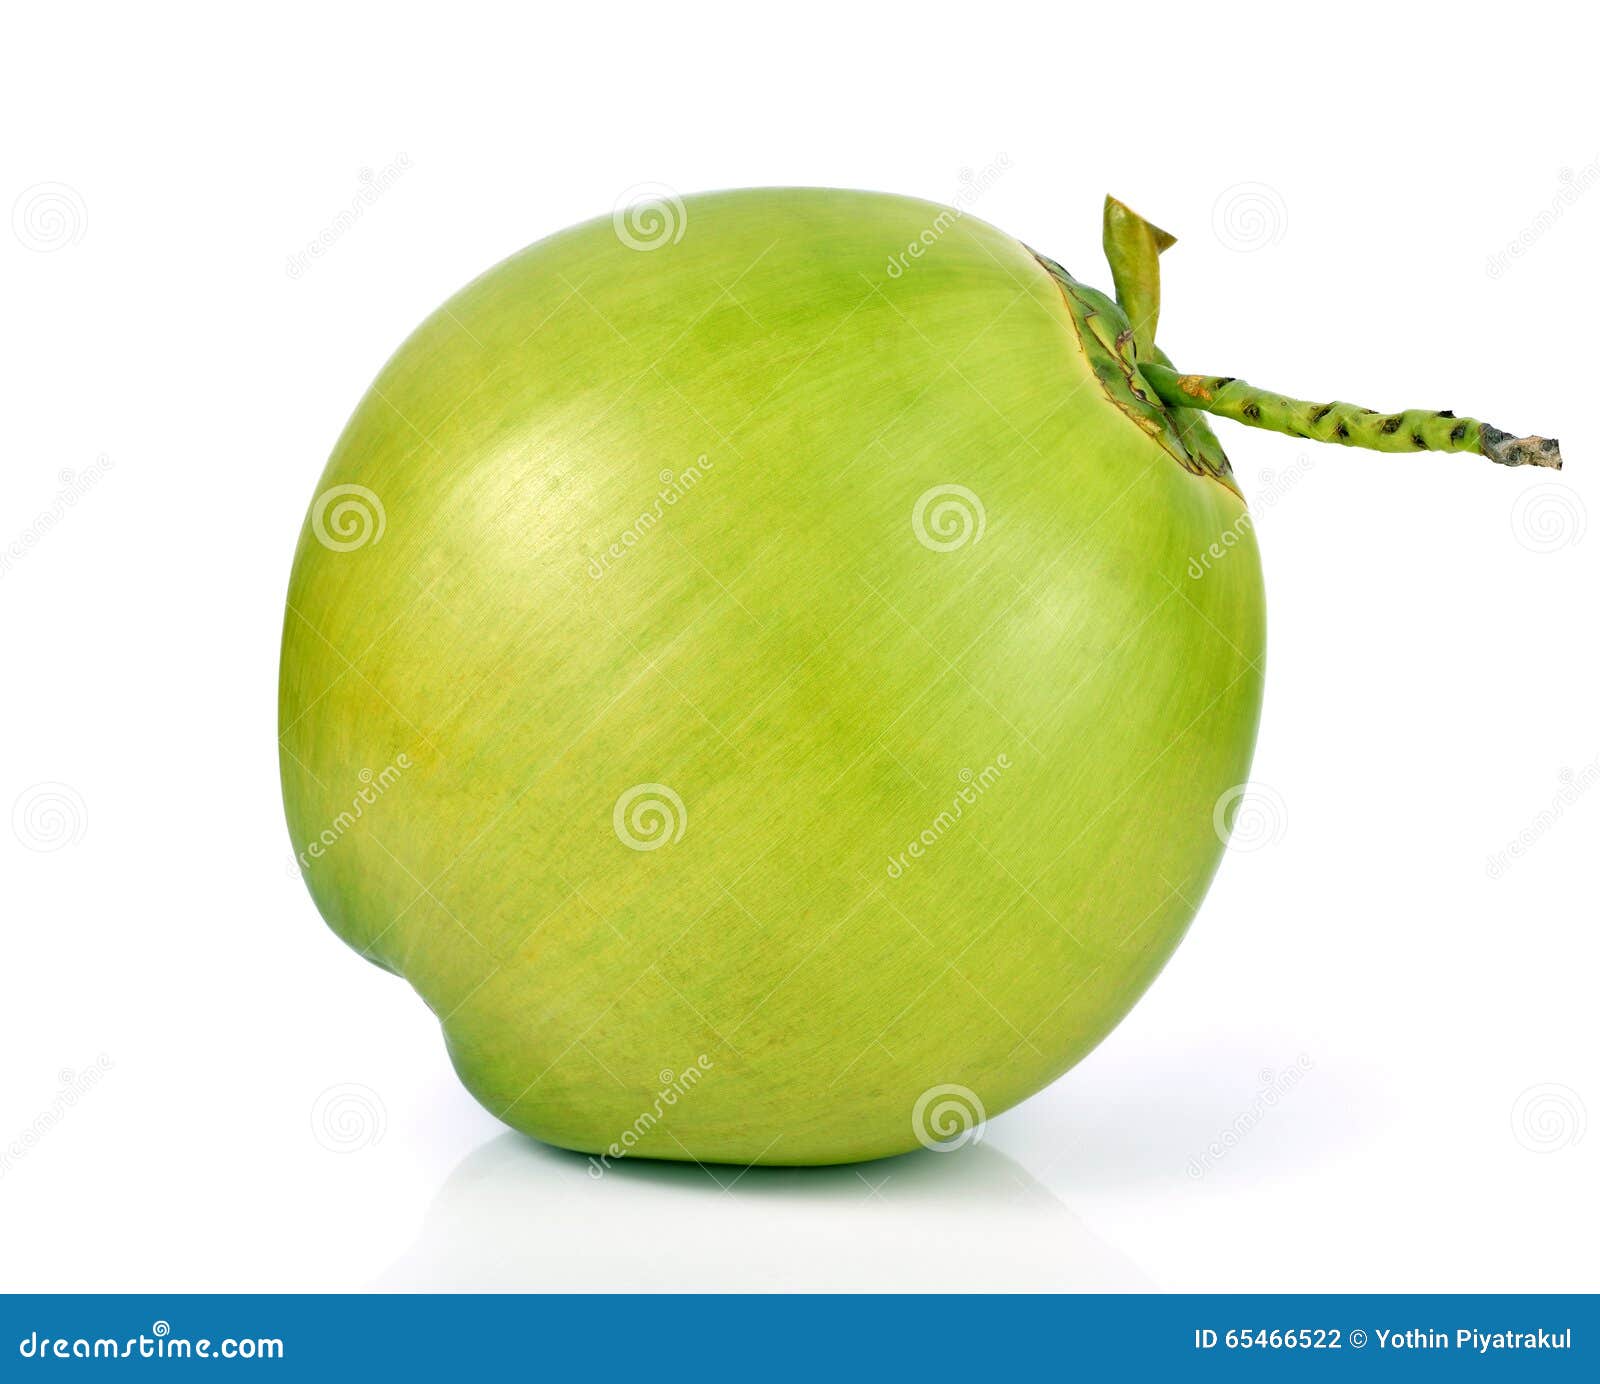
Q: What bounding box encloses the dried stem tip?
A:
[1139,362,1562,470]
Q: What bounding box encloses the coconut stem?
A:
[1102,196,1174,360]
[1138,362,1562,470]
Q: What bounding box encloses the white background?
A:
[3,0,1595,1292]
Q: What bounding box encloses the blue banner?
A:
[0,1294,1592,1378]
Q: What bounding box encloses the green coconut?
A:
[280,189,1558,1165]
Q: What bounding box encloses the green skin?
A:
[279,189,1552,1166]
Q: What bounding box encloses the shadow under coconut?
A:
[376,1130,1152,1291]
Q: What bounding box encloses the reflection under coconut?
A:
[377,1131,1151,1291]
